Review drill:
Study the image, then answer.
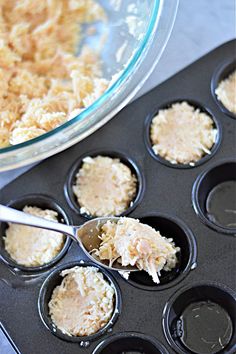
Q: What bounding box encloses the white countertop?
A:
[0,0,235,353]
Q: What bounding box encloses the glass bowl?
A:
[0,0,178,172]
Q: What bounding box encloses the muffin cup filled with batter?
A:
[212,59,236,119]
[64,150,144,218]
[118,214,197,291]
[92,332,169,354]
[192,159,236,235]
[162,282,236,354]
[145,100,221,168]
[0,194,71,272]
[38,261,121,343]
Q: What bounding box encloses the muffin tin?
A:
[0,39,235,354]
[64,150,145,219]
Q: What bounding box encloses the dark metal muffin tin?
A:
[64,149,145,218]
[38,261,122,343]
[0,40,235,354]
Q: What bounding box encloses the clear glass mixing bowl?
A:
[0,0,178,171]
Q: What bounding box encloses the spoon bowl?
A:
[0,204,137,272]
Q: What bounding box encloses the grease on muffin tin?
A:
[206,181,236,229]
[192,160,236,234]
[177,301,233,354]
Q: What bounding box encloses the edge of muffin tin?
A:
[64,149,145,218]
[0,194,72,273]
[119,213,197,291]
[211,58,236,120]
[192,158,236,235]
[144,98,222,169]
[92,331,169,354]
[162,281,236,354]
[38,261,122,343]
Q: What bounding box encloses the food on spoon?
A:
[93,217,180,284]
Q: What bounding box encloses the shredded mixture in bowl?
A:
[215,69,236,114]
[150,101,217,165]
[73,156,137,217]
[0,0,107,148]
[4,206,64,267]
[93,217,180,284]
[48,266,115,337]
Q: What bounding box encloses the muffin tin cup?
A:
[192,159,236,234]
[211,59,236,120]
[119,214,197,291]
[162,282,236,354]
[38,261,122,343]
[144,99,222,169]
[92,332,169,354]
[64,149,145,218]
[0,194,72,273]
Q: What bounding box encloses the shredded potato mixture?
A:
[4,206,64,267]
[48,266,115,337]
[93,218,180,284]
[150,101,217,165]
[73,156,137,217]
[215,70,236,114]
[0,0,107,148]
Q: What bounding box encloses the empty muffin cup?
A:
[64,150,144,218]
[92,332,169,354]
[120,214,197,291]
[144,99,221,169]
[38,261,122,343]
[192,160,236,234]
[162,282,236,354]
[0,194,72,272]
[211,59,236,119]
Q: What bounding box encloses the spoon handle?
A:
[0,204,77,241]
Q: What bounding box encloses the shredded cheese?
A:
[93,218,180,284]
[73,156,137,217]
[4,206,64,267]
[48,266,115,336]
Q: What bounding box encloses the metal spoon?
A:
[0,204,137,272]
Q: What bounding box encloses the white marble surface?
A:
[0,0,235,353]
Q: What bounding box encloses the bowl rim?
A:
[0,0,179,172]
[0,0,164,155]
